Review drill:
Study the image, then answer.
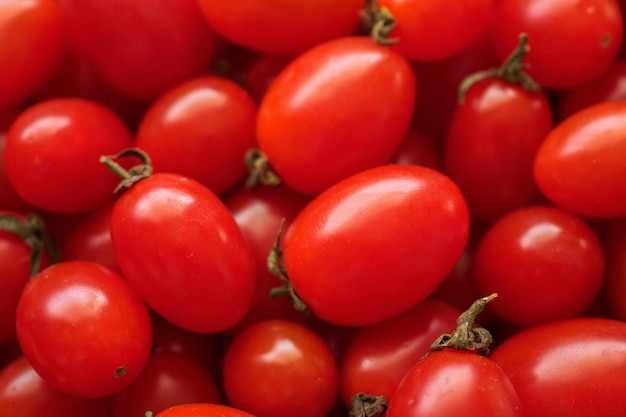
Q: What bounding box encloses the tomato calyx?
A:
[0,213,61,276]
[349,392,388,417]
[244,148,282,189]
[458,33,540,103]
[267,218,310,314]
[361,0,399,46]
[100,147,154,193]
[429,293,498,355]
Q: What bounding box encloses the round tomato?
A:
[256,36,416,195]
[281,164,470,326]
[154,403,256,417]
[533,100,626,218]
[15,261,153,398]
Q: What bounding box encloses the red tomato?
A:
[58,0,219,100]
[605,217,626,320]
[109,172,256,334]
[222,319,339,417]
[135,76,258,196]
[5,98,134,213]
[473,206,605,328]
[491,0,623,89]
[256,36,416,195]
[340,300,461,405]
[0,0,64,108]
[197,0,362,55]
[444,77,553,222]
[533,101,626,218]
[154,403,256,417]
[0,109,32,212]
[386,350,525,417]
[282,164,470,326]
[490,317,626,417]
[379,0,495,61]
[0,356,113,417]
[15,261,153,398]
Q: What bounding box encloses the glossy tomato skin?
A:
[257,36,416,195]
[222,319,339,417]
[386,350,525,417]
[5,98,134,213]
[491,0,623,89]
[15,261,153,398]
[445,78,553,222]
[110,173,256,334]
[155,403,257,417]
[533,101,626,218]
[197,0,362,55]
[490,318,626,417]
[135,76,258,196]
[283,164,470,326]
[340,300,461,405]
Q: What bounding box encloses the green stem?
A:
[100,147,153,193]
[361,0,399,46]
[244,148,281,189]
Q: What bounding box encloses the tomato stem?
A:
[244,148,282,189]
[349,392,388,417]
[361,0,399,46]
[430,293,498,354]
[458,33,540,104]
[100,147,153,193]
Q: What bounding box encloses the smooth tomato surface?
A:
[283,164,470,326]
[155,403,256,417]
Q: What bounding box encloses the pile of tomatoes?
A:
[2,0,626,416]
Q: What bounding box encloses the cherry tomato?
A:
[491,0,623,89]
[154,403,257,417]
[605,217,626,320]
[16,261,153,398]
[222,319,339,417]
[490,317,626,417]
[533,100,626,218]
[473,206,605,328]
[256,36,416,195]
[282,164,470,326]
[109,171,256,334]
[5,98,134,213]
[135,76,258,196]
[197,0,362,55]
[386,350,525,417]
[0,0,64,108]
[0,109,32,212]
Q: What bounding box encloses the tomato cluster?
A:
[2,1,626,417]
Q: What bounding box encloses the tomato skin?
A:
[533,101,626,218]
[135,76,258,196]
[222,319,339,417]
[386,350,525,417]
[15,261,153,398]
[197,0,362,55]
[110,173,256,334]
[491,0,623,89]
[257,36,416,195]
[490,318,626,417]
[155,403,257,417]
[283,164,470,326]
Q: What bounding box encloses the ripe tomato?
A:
[15,261,153,398]
[197,0,362,55]
[222,319,339,417]
[154,403,256,417]
[386,350,525,417]
[5,98,134,213]
[256,36,416,195]
[491,0,623,89]
[490,317,626,417]
[533,101,626,218]
[282,164,470,326]
[473,205,605,328]
[108,171,256,334]
[605,217,626,320]
[0,109,32,212]
[135,76,258,196]
[0,0,64,108]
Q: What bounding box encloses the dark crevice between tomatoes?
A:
[458,32,540,104]
[0,213,61,276]
[244,148,282,189]
[267,218,311,314]
[349,392,388,417]
[100,147,154,193]
[361,0,399,46]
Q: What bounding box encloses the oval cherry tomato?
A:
[490,317,626,417]
[109,172,256,334]
[282,164,470,326]
[256,36,416,195]
[533,100,626,218]
[154,403,256,417]
[222,319,339,417]
[16,261,153,398]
